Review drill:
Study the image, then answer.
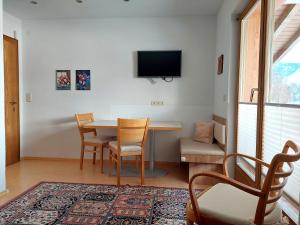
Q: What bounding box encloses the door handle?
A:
[9,101,17,105]
[250,88,259,102]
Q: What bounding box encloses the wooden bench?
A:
[180,115,226,185]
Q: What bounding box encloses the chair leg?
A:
[120,156,123,170]
[100,145,104,173]
[117,155,121,186]
[186,218,194,225]
[141,153,144,185]
[136,156,139,171]
[109,150,112,176]
[93,147,96,164]
[80,144,85,170]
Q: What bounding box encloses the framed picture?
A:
[76,70,91,90]
[217,54,224,75]
[56,70,71,90]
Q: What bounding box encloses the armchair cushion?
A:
[196,183,282,225]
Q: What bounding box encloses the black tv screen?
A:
[137,51,182,77]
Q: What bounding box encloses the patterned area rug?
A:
[0,182,190,225]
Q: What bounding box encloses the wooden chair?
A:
[75,113,113,172]
[188,140,300,225]
[109,118,149,186]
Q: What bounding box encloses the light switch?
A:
[13,30,17,39]
[26,93,32,102]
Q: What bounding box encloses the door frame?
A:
[234,0,269,188]
[3,34,20,166]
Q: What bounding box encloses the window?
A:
[269,40,300,105]
[236,0,300,208]
[262,0,300,203]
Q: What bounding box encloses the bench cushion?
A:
[180,138,225,156]
[193,122,214,144]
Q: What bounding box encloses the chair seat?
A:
[84,135,113,144]
[109,141,142,152]
[194,183,282,225]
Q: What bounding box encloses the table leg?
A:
[149,130,155,171]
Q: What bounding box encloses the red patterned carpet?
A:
[0,182,190,225]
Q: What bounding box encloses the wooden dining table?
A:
[83,120,182,177]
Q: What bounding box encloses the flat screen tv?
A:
[137,51,182,78]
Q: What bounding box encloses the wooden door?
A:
[3,35,20,166]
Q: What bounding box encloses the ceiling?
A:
[3,0,223,20]
[273,3,300,62]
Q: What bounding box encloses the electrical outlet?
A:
[151,101,164,106]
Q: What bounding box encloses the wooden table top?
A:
[83,120,182,131]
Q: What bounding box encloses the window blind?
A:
[237,103,258,167]
[263,105,300,203]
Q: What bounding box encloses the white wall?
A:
[214,0,241,118]
[214,0,246,176]
[0,0,6,192]
[21,16,216,162]
[3,12,22,39]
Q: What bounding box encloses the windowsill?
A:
[279,195,299,225]
[237,158,255,181]
[236,163,299,225]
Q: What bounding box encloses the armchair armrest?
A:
[189,171,263,223]
[223,153,270,177]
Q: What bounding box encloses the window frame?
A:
[235,0,266,189]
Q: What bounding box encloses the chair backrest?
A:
[75,113,96,139]
[117,118,149,150]
[255,140,300,224]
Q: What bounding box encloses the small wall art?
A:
[217,54,224,75]
[56,70,71,90]
[76,70,91,90]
